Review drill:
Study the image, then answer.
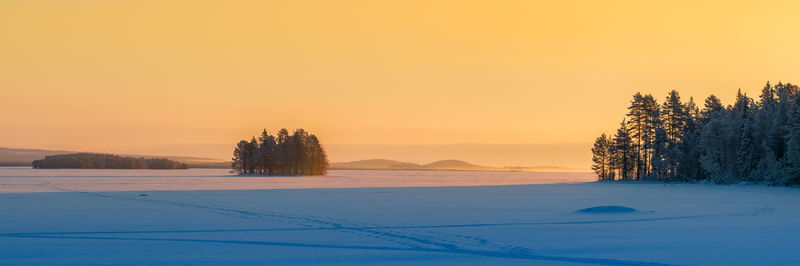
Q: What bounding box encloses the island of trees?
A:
[231,128,329,176]
[32,153,188,169]
[592,81,800,185]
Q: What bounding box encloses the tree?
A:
[246,137,258,174]
[591,133,614,180]
[700,95,724,126]
[650,110,670,179]
[258,129,278,175]
[640,95,660,178]
[627,93,645,179]
[627,93,660,179]
[662,90,687,143]
[675,97,703,181]
[232,140,250,174]
[612,120,636,180]
[276,128,290,174]
[759,81,776,109]
[308,134,329,175]
[781,90,800,185]
[291,129,309,175]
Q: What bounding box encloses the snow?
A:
[2,168,800,265]
[574,206,639,214]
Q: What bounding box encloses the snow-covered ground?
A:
[1,168,799,265]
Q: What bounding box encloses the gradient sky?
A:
[2,0,799,162]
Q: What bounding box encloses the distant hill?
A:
[331,159,494,171]
[325,143,592,169]
[0,147,229,168]
[421,160,488,170]
[331,159,490,171]
[331,158,589,172]
[331,159,422,170]
[331,159,493,170]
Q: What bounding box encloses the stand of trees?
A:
[231,128,329,176]
[32,153,188,169]
[592,82,800,185]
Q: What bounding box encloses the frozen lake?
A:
[0,168,595,193]
[2,168,799,265]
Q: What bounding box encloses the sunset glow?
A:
[2,0,799,162]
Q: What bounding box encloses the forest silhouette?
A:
[592,82,800,185]
[231,128,329,176]
[32,153,188,169]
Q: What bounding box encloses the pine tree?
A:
[276,128,290,174]
[232,140,250,174]
[735,121,760,181]
[308,134,329,175]
[655,91,689,180]
[759,81,776,109]
[627,93,645,179]
[701,95,724,126]
[782,91,800,185]
[651,110,670,179]
[612,120,636,180]
[246,137,258,174]
[675,97,702,181]
[626,93,661,179]
[591,133,613,180]
[288,129,309,175]
[700,108,739,183]
[662,90,686,143]
[640,94,659,177]
[258,129,277,175]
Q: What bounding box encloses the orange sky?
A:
[1,0,799,162]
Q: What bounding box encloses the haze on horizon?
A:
[2,1,799,166]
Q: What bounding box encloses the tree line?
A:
[231,128,329,176]
[32,153,188,169]
[592,82,800,185]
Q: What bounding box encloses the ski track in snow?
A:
[0,184,775,265]
[2,234,671,266]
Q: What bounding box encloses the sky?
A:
[1,0,799,164]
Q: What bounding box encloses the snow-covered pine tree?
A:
[781,90,800,185]
[749,82,777,182]
[658,90,689,180]
[699,98,741,183]
[675,97,703,181]
[649,107,669,179]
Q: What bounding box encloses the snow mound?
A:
[575,206,639,214]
